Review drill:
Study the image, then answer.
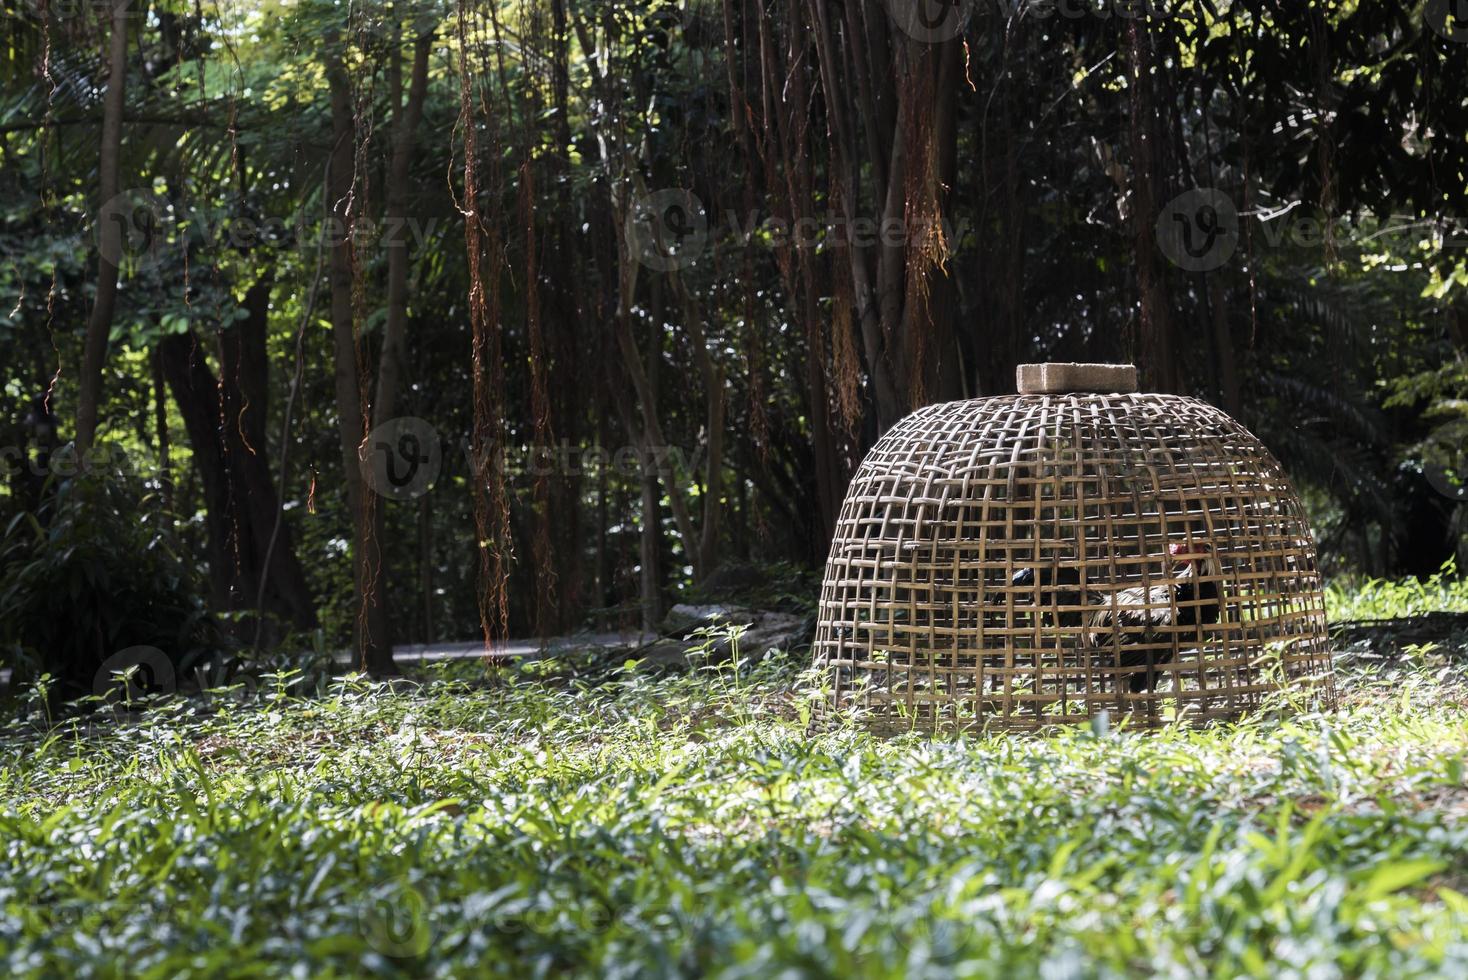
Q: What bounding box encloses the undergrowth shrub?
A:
[0,472,218,700]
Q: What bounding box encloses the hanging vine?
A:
[455,0,512,656]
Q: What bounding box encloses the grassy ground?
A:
[1324,559,1468,622]
[2,609,1467,976]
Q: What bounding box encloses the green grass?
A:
[1325,559,1468,622]
[2,646,1467,977]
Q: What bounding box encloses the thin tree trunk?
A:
[611,295,704,580]
[1207,271,1240,412]
[778,1,840,543]
[609,340,662,633]
[669,274,725,576]
[570,8,710,581]
[373,26,434,426]
[151,346,172,512]
[639,463,662,632]
[75,0,130,459]
[547,0,586,631]
[324,35,394,675]
[1127,20,1178,392]
[377,19,416,649]
[419,492,434,645]
[594,427,610,630]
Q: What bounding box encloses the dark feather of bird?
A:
[1009,565,1085,628]
[1083,549,1220,692]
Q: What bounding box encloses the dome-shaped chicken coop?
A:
[813,363,1335,734]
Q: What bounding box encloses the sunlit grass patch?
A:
[1,647,1466,977]
[1326,559,1468,621]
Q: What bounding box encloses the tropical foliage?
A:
[1,1,1465,684]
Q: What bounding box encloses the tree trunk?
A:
[594,428,609,630]
[609,337,662,633]
[570,8,717,583]
[669,275,725,577]
[805,4,959,434]
[418,492,434,645]
[373,26,435,426]
[638,461,663,633]
[75,0,130,459]
[765,0,840,545]
[324,36,394,675]
[1207,271,1240,412]
[157,291,316,641]
[1127,20,1178,392]
[151,347,172,513]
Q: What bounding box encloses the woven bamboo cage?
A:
[813,363,1335,734]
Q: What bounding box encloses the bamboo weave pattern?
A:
[813,393,1335,733]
